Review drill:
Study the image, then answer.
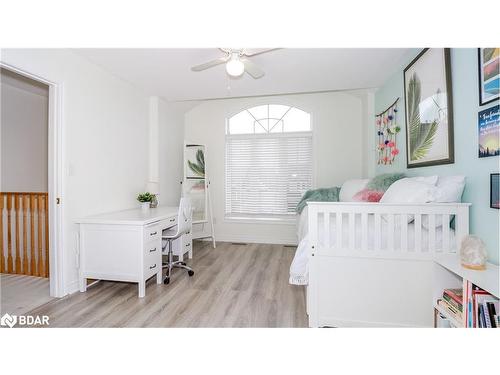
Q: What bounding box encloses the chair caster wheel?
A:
[180,262,186,266]
[188,270,194,277]
[164,277,170,284]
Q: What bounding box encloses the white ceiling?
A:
[74,48,411,102]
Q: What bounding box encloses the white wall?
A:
[184,91,365,245]
[1,49,152,295]
[1,73,49,192]
[157,98,186,205]
[360,90,377,178]
[148,96,197,206]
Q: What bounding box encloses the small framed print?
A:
[491,173,499,209]
[478,105,499,158]
[478,48,500,106]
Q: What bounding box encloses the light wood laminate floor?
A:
[1,274,54,316]
[27,241,308,327]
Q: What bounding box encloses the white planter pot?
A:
[140,202,150,211]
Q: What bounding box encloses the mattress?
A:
[290,206,456,285]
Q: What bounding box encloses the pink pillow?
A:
[352,189,384,202]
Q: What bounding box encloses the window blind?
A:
[225,132,313,217]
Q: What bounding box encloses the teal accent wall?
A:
[374,48,500,264]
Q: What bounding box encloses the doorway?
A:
[0,65,63,315]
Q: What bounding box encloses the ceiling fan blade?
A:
[242,48,280,57]
[191,56,228,71]
[242,59,265,79]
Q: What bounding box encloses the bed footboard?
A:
[306,202,470,327]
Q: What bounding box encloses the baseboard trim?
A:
[199,234,298,246]
[65,279,79,296]
[317,316,430,328]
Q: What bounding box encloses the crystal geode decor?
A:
[460,235,487,270]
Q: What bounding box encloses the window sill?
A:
[224,215,297,226]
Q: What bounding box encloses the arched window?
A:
[227,104,311,134]
[225,104,313,219]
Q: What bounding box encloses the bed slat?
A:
[374,213,381,251]
[387,213,395,251]
[323,212,330,248]
[442,214,450,252]
[348,213,355,250]
[428,214,436,253]
[414,214,422,251]
[336,212,342,249]
[361,213,368,251]
[401,214,408,252]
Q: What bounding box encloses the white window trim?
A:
[223,215,297,225]
[226,130,313,140]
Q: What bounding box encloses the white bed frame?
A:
[306,202,470,328]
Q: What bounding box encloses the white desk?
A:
[76,206,178,297]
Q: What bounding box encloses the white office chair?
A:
[162,198,194,284]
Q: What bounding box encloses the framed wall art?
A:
[491,173,499,209]
[478,48,499,106]
[404,48,454,168]
[478,104,499,158]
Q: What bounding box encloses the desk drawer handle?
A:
[169,218,175,222]
[185,243,191,247]
[149,247,157,253]
[150,231,157,236]
[149,264,157,269]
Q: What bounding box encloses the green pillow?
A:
[366,173,405,192]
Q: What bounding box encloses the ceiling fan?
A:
[191,48,278,79]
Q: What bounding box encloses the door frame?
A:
[0,62,65,297]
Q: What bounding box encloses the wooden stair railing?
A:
[0,192,49,277]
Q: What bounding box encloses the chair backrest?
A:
[176,197,192,235]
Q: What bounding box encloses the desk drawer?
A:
[144,241,160,256]
[144,242,161,278]
[144,224,161,242]
[172,232,192,256]
[164,216,177,228]
[145,261,159,279]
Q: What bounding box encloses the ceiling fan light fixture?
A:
[225,54,245,77]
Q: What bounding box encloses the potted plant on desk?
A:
[137,192,154,211]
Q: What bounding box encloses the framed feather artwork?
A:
[403,48,454,168]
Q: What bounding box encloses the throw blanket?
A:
[295,187,340,214]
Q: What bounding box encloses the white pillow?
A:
[408,175,439,185]
[422,175,466,229]
[432,175,466,203]
[339,179,369,202]
[380,178,436,222]
[380,178,436,204]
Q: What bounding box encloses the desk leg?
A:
[79,277,87,292]
[156,269,162,284]
[138,281,146,298]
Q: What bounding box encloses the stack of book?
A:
[465,281,500,328]
[438,288,463,324]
